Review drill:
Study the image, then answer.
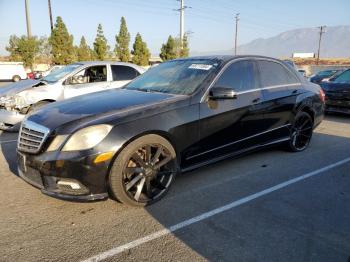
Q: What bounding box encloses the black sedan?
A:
[320,69,350,114]
[17,56,325,206]
[310,69,343,84]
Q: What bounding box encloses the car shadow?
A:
[0,131,18,176]
[1,117,350,261]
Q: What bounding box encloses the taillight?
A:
[319,89,326,103]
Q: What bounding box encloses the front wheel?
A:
[286,112,314,152]
[109,134,178,206]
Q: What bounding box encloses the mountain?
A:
[192,25,350,58]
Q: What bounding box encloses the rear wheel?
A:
[12,75,21,82]
[286,112,314,152]
[109,134,178,206]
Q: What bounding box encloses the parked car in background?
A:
[0,62,27,82]
[298,69,307,77]
[320,69,350,114]
[16,55,325,206]
[282,59,297,70]
[34,65,65,79]
[0,61,145,131]
[309,69,343,84]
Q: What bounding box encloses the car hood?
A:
[0,79,43,96]
[27,89,185,132]
[320,81,350,93]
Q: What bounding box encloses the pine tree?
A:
[160,35,177,61]
[77,36,92,61]
[179,34,189,58]
[115,17,131,62]
[49,16,75,65]
[132,33,150,66]
[93,24,109,60]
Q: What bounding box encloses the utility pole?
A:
[48,0,54,32]
[180,0,184,47]
[316,26,326,65]
[174,0,190,48]
[24,0,32,38]
[234,13,239,55]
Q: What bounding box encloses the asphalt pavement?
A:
[0,113,349,262]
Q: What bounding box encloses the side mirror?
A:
[209,86,237,100]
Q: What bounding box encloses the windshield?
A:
[125,59,219,95]
[43,64,81,83]
[317,70,337,77]
[333,70,350,83]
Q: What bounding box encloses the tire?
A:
[109,134,178,207]
[286,111,314,152]
[28,101,51,113]
[12,75,21,82]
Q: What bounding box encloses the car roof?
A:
[71,61,145,72]
[172,55,285,64]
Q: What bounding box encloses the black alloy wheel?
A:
[288,112,314,152]
[109,134,177,206]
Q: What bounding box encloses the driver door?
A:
[64,65,110,99]
[185,60,267,165]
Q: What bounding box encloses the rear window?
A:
[334,70,350,83]
[258,60,299,87]
[111,65,140,81]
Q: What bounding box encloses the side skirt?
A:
[181,137,290,173]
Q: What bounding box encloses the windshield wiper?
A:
[129,87,159,93]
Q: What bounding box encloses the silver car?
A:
[0,61,145,131]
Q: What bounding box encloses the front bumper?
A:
[17,150,112,201]
[0,108,25,131]
[325,97,350,114]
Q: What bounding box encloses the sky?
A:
[0,0,349,56]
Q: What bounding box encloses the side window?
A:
[71,65,107,84]
[258,61,299,87]
[111,65,139,81]
[215,60,257,92]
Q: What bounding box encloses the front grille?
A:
[18,120,50,154]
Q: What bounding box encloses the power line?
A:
[316,26,326,65]
[234,13,239,55]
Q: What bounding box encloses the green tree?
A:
[93,24,109,60]
[77,36,92,61]
[160,35,177,61]
[115,17,131,62]
[132,33,150,66]
[179,34,189,58]
[49,16,75,64]
[6,35,41,68]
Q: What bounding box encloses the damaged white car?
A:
[0,61,145,131]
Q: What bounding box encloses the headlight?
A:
[61,125,112,151]
[0,96,27,108]
[0,96,15,107]
[47,135,68,152]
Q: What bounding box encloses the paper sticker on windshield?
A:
[189,64,213,70]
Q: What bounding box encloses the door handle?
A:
[252,98,261,104]
[292,89,298,94]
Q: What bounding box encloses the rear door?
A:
[256,60,302,140]
[185,59,266,165]
[64,65,110,98]
[110,65,141,89]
